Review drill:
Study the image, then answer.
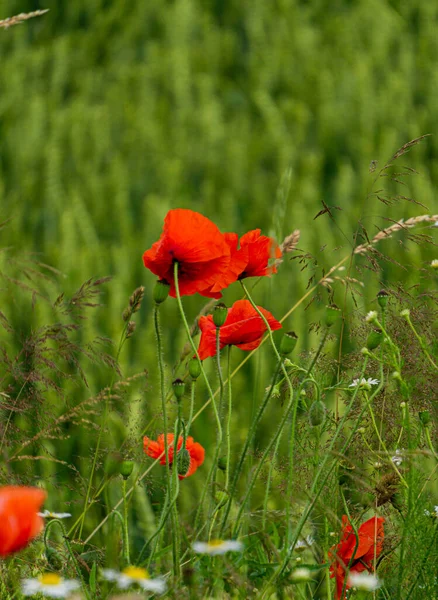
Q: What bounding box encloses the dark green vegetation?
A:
[0,2,437,598]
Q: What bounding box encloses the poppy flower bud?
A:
[177,448,191,477]
[153,280,170,304]
[377,290,390,309]
[120,460,134,479]
[325,304,341,327]
[308,400,326,427]
[280,331,298,355]
[419,411,431,427]
[172,379,185,401]
[366,328,383,350]
[188,358,202,380]
[218,457,228,471]
[213,303,228,328]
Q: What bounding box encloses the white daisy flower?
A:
[365,311,378,323]
[101,566,166,594]
[22,573,80,598]
[349,377,379,389]
[348,572,381,591]
[38,510,72,520]
[293,535,314,552]
[192,539,243,555]
[290,567,312,582]
[424,506,438,518]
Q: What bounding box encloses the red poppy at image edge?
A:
[329,515,385,600]
[142,209,281,298]
[143,434,205,479]
[197,299,282,360]
[0,486,46,557]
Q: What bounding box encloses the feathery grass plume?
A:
[0,9,49,29]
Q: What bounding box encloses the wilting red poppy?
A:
[236,229,282,279]
[143,433,205,479]
[0,486,46,557]
[197,299,282,360]
[143,209,239,298]
[329,515,384,600]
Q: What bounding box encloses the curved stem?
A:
[122,479,130,566]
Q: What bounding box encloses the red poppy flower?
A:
[0,486,46,557]
[329,515,385,599]
[236,229,282,279]
[143,433,205,479]
[143,209,239,298]
[197,299,282,360]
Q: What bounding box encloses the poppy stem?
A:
[172,262,222,534]
[225,345,232,492]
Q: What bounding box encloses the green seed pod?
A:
[172,379,185,401]
[218,456,228,471]
[308,400,326,427]
[325,304,341,327]
[177,448,191,477]
[120,460,134,479]
[213,302,228,327]
[153,280,170,304]
[366,328,383,350]
[188,358,202,380]
[280,331,298,355]
[377,290,390,309]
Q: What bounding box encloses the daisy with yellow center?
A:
[101,566,167,594]
[192,539,243,555]
[21,573,80,598]
[38,510,72,519]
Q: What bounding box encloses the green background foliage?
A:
[0,0,437,570]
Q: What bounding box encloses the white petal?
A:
[139,578,167,594]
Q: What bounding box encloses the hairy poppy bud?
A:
[172,379,185,401]
[177,448,191,477]
[120,460,134,479]
[377,290,390,309]
[153,280,170,304]
[366,328,383,350]
[280,331,298,355]
[213,303,228,327]
[308,400,326,427]
[188,358,202,380]
[325,304,341,327]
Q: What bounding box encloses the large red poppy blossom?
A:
[0,486,46,557]
[236,229,282,279]
[143,209,239,298]
[143,433,205,479]
[197,299,282,360]
[329,515,385,599]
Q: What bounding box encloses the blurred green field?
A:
[0,0,437,552]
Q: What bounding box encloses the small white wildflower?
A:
[22,573,80,598]
[348,572,381,591]
[38,510,72,520]
[293,535,314,552]
[431,259,438,269]
[400,401,406,408]
[400,308,410,318]
[391,449,403,466]
[425,506,438,518]
[365,311,378,323]
[101,567,166,594]
[192,539,243,555]
[290,567,312,582]
[349,377,379,390]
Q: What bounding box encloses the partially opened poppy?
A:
[143,434,205,479]
[143,209,239,298]
[236,229,282,279]
[0,486,46,557]
[329,515,384,600]
[197,299,282,360]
